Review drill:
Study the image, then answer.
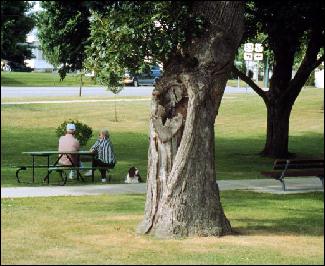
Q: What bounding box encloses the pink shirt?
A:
[58,134,80,165]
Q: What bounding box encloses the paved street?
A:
[1,86,153,98]
[1,177,323,198]
[1,86,255,98]
[1,98,151,105]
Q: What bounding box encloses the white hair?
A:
[101,129,110,138]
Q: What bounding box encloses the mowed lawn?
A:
[1,71,262,88]
[1,87,324,265]
[1,72,98,87]
[1,191,324,264]
[1,87,324,185]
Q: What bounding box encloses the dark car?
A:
[133,65,161,87]
[2,61,33,72]
[122,65,162,87]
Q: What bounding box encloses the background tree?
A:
[36,1,118,95]
[93,71,123,122]
[233,0,324,158]
[1,1,35,64]
[36,1,91,81]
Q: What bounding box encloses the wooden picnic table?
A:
[18,151,95,185]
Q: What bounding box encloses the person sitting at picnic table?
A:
[58,123,80,179]
[84,128,116,183]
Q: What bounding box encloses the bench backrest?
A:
[273,159,324,170]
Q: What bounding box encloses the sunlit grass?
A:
[1,191,323,265]
[1,71,256,88]
[1,72,98,86]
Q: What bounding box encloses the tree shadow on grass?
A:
[215,132,324,180]
[222,191,324,237]
[1,130,323,185]
[232,215,324,237]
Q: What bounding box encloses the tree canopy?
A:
[36,1,205,85]
[85,1,205,87]
[1,1,35,64]
[36,1,91,79]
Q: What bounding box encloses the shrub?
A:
[56,119,93,146]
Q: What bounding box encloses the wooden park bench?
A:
[261,158,324,191]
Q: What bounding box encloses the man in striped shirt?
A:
[85,129,116,182]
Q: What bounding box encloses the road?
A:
[1,86,255,98]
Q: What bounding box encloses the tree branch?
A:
[231,65,268,101]
[285,28,324,103]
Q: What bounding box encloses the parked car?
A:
[122,70,135,86]
[122,65,162,87]
[1,60,33,72]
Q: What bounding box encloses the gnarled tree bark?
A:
[137,1,244,238]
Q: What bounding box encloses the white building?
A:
[315,65,324,88]
[24,28,55,72]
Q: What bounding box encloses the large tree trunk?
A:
[262,101,293,158]
[260,39,296,158]
[137,1,244,238]
[261,30,323,158]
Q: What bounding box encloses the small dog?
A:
[125,167,142,183]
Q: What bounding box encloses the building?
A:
[315,64,324,88]
[24,28,55,72]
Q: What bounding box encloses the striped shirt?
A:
[91,138,116,165]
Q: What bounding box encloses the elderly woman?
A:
[85,129,116,182]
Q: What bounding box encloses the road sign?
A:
[254,43,263,53]
[254,53,263,61]
[244,52,253,61]
[244,43,254,52]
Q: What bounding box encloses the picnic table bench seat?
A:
[14,165,52,183]
[15,164,112,185]
[48,166,113,185]
[261,159,324,191]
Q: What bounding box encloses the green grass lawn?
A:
[1,191,323,265]
[1,71,98,87]
[1,87,323,186]
[1,86,324,264]
[1,71,259,87]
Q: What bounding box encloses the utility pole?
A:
[263,54,269,88]
[255,61,259,83]
[79,72,83,97]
